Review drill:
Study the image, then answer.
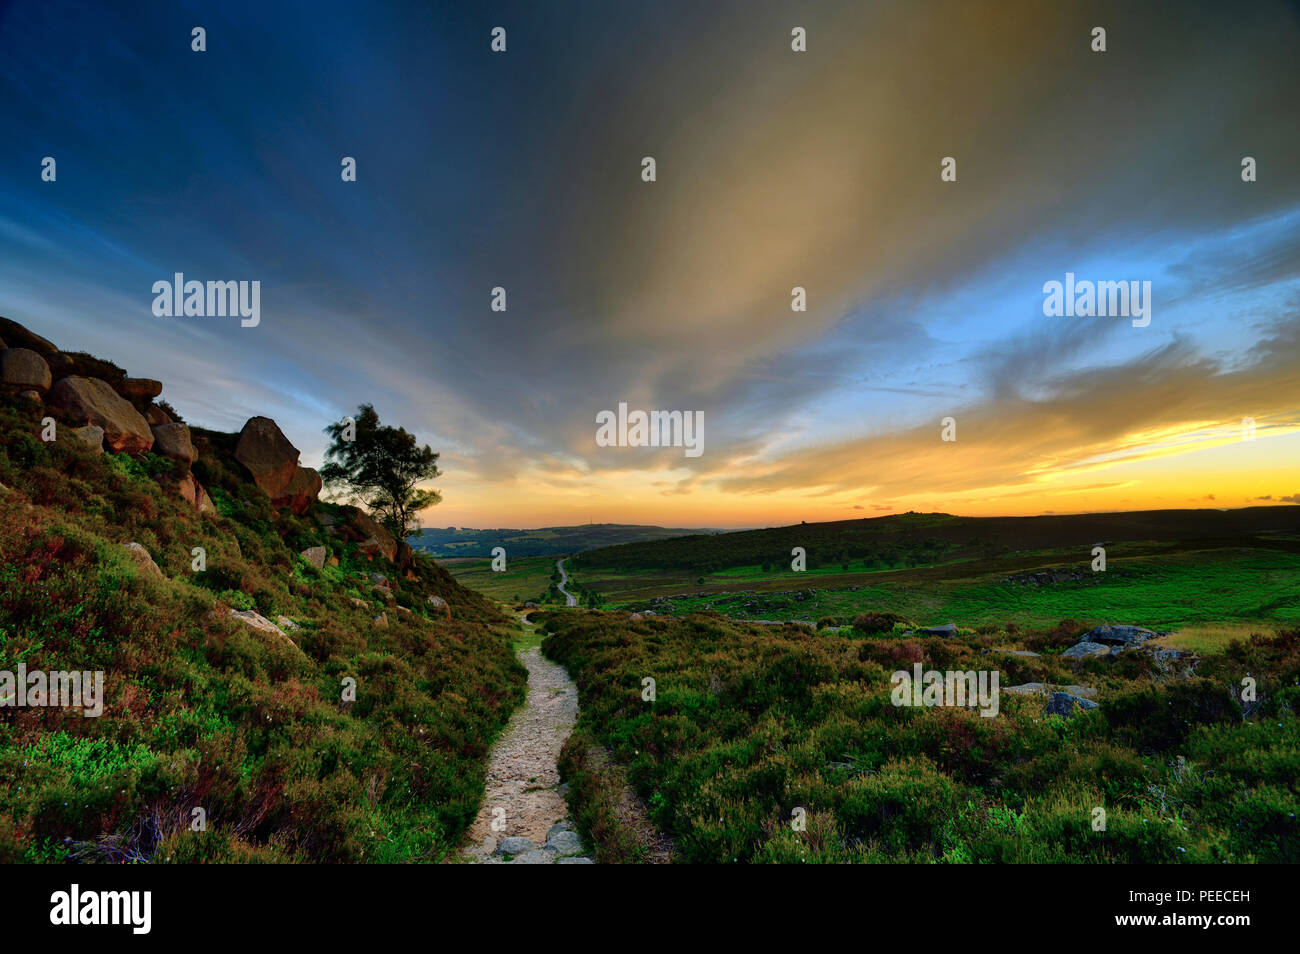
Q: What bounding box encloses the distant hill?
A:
[411,523,719,558]
[574,507,1300,573]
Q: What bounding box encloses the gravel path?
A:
[556,558,578,606]
[461,635,592,863]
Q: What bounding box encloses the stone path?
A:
[461,634,593,864]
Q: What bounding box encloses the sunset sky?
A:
[2,0,1298,529]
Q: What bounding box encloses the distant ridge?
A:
[410,523,722,558]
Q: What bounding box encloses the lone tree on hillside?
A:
[321,404,442,541]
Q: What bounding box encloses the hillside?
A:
[0,317,525,863]
[574,508,1300,574]
[410,523,717,559]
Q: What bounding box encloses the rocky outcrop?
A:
[122,542,163,578]
[150,422,197,463]
[48,376,153,454]
[918,622,958,636]
[427,594,451,619]
[1,348,53,394]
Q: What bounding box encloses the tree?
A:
[321,404,442,542]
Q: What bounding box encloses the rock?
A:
[495,836,536,856]
[511,849,555,864]
[372,613,388,628]
[300,546,327,569]
[368,573,388,584]
[545,830,584,855]
[114,377,162,402]
[234,416,302,499]
[524,601,538,609]
[177,473,216,514]
[1004,683,1097,699]
[556,856,595,864]
[351,509,397,561]
[427,594,451,619]
[347,597,369,609]
[229,609,300,649]
[629,612,644,622]
[122,542,163,578]
[150,423,197,463]
[273,465,321,515]
[275,615,300,631]
[1,348,52,393]
[999,649,1041,658]
[70,425,104,455]
[18,389,41,403]
[145,403,172,426]
[1062,641,1112,660]
[327,555,339,567]
[1081,625,1157,647]
[919,623,958,636]
[372,584,393,600]
[48,376,153,453]
[0,317,57,354]
[546,822,573,839]
[1045,691,1100,717]
[395,541,414,570]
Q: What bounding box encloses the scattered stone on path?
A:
[557,857,595,864]
[546,829,583,855]
[495,836,536,856]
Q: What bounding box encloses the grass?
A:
[541,609,1300,863]
[443,555,558,604]
[561,544,1300,630]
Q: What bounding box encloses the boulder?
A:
[511,850,555,864]
[495,836,535,856]
[352,509,397,561]
[150,422,197,463]
[115,377,162,402]
[145,403,172,426]
[275,615,300,631]
[46,352,74,376]
[395,541,414,570]
[1045,692,1100,717]
[70,425,104,454]
[1062,641,1112,660]
[272,465,321,515]
[47,376,153,453]
[177,473,217,514]
[234,416,301,499]
[556,857,595,865]
[229,609,300,649]
[545,829,583,855]
[18,390,41,403]
[1081,625,1157,648]
[0,317,57,354]
[122,542,163,578]
[1,348,52,393]
[372,612,388,628]
[919,623,958,636]
[300,546,327,569]
[372,584,394,600]
[427,594,450,619]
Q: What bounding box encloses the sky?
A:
[1,0,1298,530]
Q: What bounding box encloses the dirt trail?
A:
[461,621,590,863]
[555,558,578,606]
